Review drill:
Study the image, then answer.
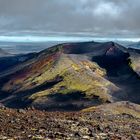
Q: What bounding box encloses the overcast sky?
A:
[0,0,139,37]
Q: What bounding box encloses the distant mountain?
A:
[0,41,140,111]
[0,48,10,57]
[0,52,37,73]
[127,42,140,49]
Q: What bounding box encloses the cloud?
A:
[93,2,121,18]
[0,0,139,37]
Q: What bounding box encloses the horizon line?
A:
[0,35,139,43]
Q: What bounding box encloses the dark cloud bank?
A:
[0,0,139,37]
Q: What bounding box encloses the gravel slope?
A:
[0,102,139,140]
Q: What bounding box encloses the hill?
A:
[0,41,140,110]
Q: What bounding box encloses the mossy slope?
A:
[1,44,119,109]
